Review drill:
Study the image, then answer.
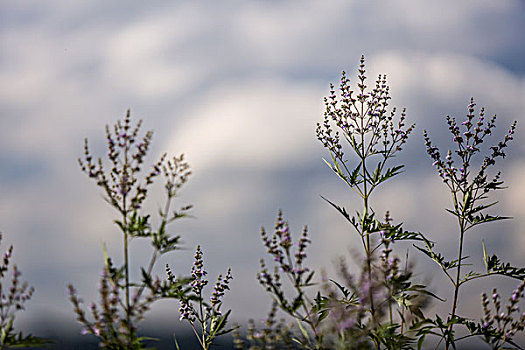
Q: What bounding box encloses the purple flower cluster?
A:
[255,211,321,347]
[481,280,525,345]
[316,56,414,180]
[78,110,176,214]
[210,268,233,309]
[161,154,192,198]
[380,247,401,282]
[191,245,208,294]
[179,299,196,322]
[259,211,312,286]
[424,99,516,193]
[176,245,233,329]
[320,258,388,348]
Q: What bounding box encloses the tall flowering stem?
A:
[250,58,425,350]
[316,56,415,324]
[422,99,523,349]
[71,110,193,348]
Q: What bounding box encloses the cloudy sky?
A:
[1,0,524,341]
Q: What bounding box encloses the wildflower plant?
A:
[420,100,525,349]
[168,245,234,350]
[245,57,433,350]
[256,211,321,349]
[0,233,49,349]
[68,110,194,349]
[315,56,432,347]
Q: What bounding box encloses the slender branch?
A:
[445,217,466,350]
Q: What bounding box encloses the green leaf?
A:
[323,158,348,186]
[141,267,153,288]
[469,213,511,227]
[372,162,382,183]
[329,279,350,298]
[417,334,426,350]
[466,201,498,217]
[295,319,310,343]
[484,253,525,280]
[303,270,315,287]
[384,222,423,242]
[209,310,232,338]
[291,293,304,312]
[482,240,489,271]
[462,185,473,211]
[377,165,404,185]
[320,196,353,225]
[445,208,461,218]
[349,164,362,186]
[407,284,445,302]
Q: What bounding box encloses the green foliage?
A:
[0,319,50,349]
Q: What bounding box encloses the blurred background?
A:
[1,0,524,348]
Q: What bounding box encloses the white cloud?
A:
[368,52,524,119]
[504,161,525,255]
[164,76,325,172]
[381,0,517,30]
[102,5,214,98]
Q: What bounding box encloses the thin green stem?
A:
[123,223,130,319]
[122,137,131,344]
[388,286,393,324]
[190,322,206,350]
[135,194,172,301]
[284,250,321,348]
[198,287,207,350]
[360,103,376,324]
[445,217,466,350]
